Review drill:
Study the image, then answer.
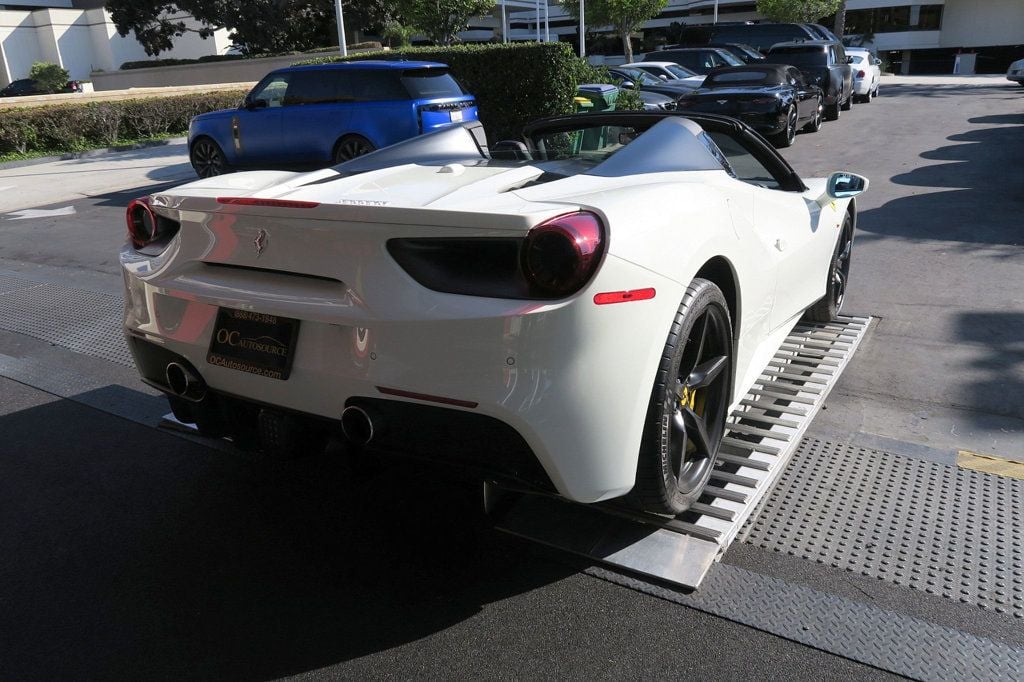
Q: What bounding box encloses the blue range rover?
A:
[188,60,479,177]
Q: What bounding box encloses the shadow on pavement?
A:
[879,83,1023,100]
[856,117,1024,247]
[955,311,1024,422]
[0,389,577,679]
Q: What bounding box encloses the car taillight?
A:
[126,196,179,250]
[386,212,605,300]
[521,211,604,298]
[857,70,866,78]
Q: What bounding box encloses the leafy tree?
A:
[561,0,668,63]
[755,0,842,23]
[381,20,418,47]
[396,0,493,45]
[105,0,400,56]
[29,62,70,93]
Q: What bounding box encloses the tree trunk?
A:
[833,1,847,39]
[621,25,633,62]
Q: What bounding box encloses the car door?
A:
[280,69,354,166]
[232,72,288,166]
[705,129,826,330]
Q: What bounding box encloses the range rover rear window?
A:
[400,69,466,99]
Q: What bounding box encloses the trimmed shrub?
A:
[30,62,70,93]
[0,90,246,156]
[294,42,639,142]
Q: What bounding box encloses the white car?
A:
[847,48,881,102]
[121,112,867,515]
[1008,58,1024,85]
[622,61,706,89]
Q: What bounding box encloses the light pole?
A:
[579,0,586,57]
[335,0,348,57]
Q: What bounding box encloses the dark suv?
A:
[767,41,853,120]
[707,22,839,52]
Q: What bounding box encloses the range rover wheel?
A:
[190,137,230,178]
[632,278,733,516]
[333,135,376,163]
[805,212,854,322]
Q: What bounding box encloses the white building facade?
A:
[0,1,230,87]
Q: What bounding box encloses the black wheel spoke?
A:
[681,406,713,460]
[686,355,728,390]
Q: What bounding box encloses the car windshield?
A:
[618,69,662,86]
[533,125,641,163]
[768,48,826,67]
[718,50,745,67]
[666,64,698,78]
[400,69,465,98]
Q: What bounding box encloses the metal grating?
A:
[0,274,132,367]
[495,315,872,589]
[743,438,1024,619]
[587,562,1024,681]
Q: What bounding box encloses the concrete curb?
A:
[0,137,188,171]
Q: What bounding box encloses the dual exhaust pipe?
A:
[165,361,380,446]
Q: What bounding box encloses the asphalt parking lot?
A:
[0,74,1022,679]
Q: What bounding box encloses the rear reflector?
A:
[376,386,478,409]
[594,288,656,305]
[217,197,319,209]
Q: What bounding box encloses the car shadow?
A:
[0,390,579,679]
[955,311,1024,424]
[855,118,1024,247]
[879,83,1023,100]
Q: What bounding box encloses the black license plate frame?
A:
[206,308,300,380]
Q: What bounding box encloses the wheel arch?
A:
[694,256,741,342]
[332,132,377,157]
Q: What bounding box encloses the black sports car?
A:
[675,65,822,148]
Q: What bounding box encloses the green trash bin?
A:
[575,84,619,152]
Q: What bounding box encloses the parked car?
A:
[0,78,83,97]
[708,43,767,64]
[767,41,853,120]
[645,47,745,75]
[846,48,881,102]
[122,111,867,514]
[608,67,700,98]
[676,65,822,147]
[638,90,677,111]
[622,61,705,89]
[707,22,838,52]
[186,61,478,177]
[1006,57,1024,85]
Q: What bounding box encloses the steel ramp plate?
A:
[492,315,872,589]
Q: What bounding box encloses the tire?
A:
[825,98,840,121]
[771,106,798,148]
[189,137,230,178]
[333,135,375,163]
[805,212,855,323]
[631,279,733,515]
[802,97,823,133]
[841,91,853,110]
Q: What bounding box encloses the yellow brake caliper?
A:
[680,384,700,454]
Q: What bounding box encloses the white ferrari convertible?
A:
[121,111,867,515]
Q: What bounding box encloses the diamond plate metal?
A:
[742,438,1024,619]
[588,562,1024,681]
[0,275,131,367]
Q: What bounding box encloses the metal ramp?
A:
[493,315,872,589]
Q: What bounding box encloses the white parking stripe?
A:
[3,206,77,220]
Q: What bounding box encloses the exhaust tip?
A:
[165,362,206,401]
[341,405,376,446]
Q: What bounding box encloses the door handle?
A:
[775,239,787,251]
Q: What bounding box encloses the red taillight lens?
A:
[126,197,157,248]
[521,211,604,298]
[857,70,866,78]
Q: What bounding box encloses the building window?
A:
[844,4,943,34]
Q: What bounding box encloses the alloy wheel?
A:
[190,139,225,178]
[335,136,374,163]
[670,307,731,495]
[831,221,854,311]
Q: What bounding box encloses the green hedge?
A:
[0,90,246,156]
[294,42,638,142]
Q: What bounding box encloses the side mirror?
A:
[658,74,669,81]
[827,172,869,199]
[621,80,635,89]
[243,95,268,110]
[846,56,855,64]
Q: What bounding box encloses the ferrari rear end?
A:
[120,166,681,503]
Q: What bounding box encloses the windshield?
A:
[719,50,745,67]
[706,71,772,86]
[534,125,640,163]
[667,64,698,79]
[617,68,662,86]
